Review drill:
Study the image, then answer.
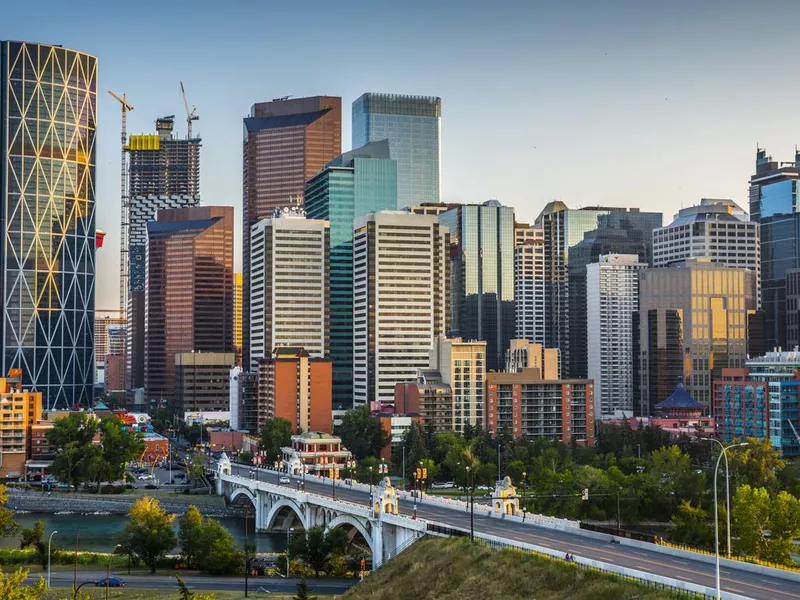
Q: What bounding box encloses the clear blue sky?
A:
[4,0,800,310]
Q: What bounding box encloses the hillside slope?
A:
[341,537,682,600]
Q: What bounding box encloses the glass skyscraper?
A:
[749,148,800,350]
[439,201,515,371]
[352,93,441,209]
[0,41,97,409]
[304,140,397,409]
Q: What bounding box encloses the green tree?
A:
[0,485,17,537]
[0,567,48,600]
[118,497,176,573]
[728,437,785,492]
[46,413,100,490]
[94,416,145,490]
[188,451,208,483]
[194,518,242,574]
[294,577,315,600]
[260,418,293,462]
[669,501,713,549]
[178,505,204,568]
[175,574,216,600]
[336,407,388,459]
[290,525,350,578]
[19,521,48,571]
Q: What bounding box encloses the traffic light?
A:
[581,488,589,501]
[422,467,428,479]
[416,468,422,479]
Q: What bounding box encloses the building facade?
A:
[486,369,594,445]
[505,339,560,379]
[95,312,126,385]
[0,42,97,409]
[242,96,341,369]
[514,223,546,344]
[352,93,441,208]
[280,432,352,477]
[653,198,759,303]
[257,348,332,434]
[638,259,756,416]
[439,201,515,371]
[249,208,329,370]
[786,269,800,350]
[233,273,243,366]
[304,140,397,409]
[353,212,449,407]
[429,337,487,432]
[229,367,257,432]
[175,352,236,420]
[587,254,646,419]
[394,373,454,434]
[144,207,234,407]
[713,368,769,444]
[0,370,42,479]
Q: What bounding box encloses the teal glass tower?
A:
[0,41,97,409]
[304,140,397,409]
[352,93,441,209]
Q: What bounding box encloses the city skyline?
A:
[6,1,800,310]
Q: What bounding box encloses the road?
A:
[35,570,354,595]
[230,463,800,600]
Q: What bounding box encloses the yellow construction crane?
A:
[108,90,134,316]
[180,81,199,139]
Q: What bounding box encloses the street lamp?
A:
[302,465,308,491]
[521,472,527,522]
[368,465,374,497]
[331,466,339,500]
[701,437,739,558]
[710,442,748,599]
[465,465,474,542]
[286,527,294,579]
[47,530,58,589]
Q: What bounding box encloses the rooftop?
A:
[655,381,703,411]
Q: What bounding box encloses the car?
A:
[95,576,126,587]
[137,474,152,481]
[279,476,291,484]
[173,472,186,479]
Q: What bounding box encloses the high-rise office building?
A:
[352,93,441,209]
[249,207,329,371]
[439,201,515,371]
[95,311,126,384]
[429,337,487,432]
[749,148,800,350]
[175,352,236,420]
[304,140,397,409]
[653,198,759,302]
[514,223,546,344]
[242,96,341,370]
[587,254,646,419]
[0,42,97,409]
[233,273,243,366]
[536,202,660,378]
[638,259,756,416]
[144,207,234,406]
[353,212,449,406]
[786,269,800,349]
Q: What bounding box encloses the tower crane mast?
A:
[180,81,199,139]
[108,90,134,316]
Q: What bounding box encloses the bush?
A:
[100,484,127,494]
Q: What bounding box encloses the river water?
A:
[3,513,287,554]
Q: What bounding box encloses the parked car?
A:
[279,476,291,484]
[95,576,125,587]
[137,474,151,481]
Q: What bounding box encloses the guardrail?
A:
[656,538,800,574]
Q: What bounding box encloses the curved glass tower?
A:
[0,41,97,409]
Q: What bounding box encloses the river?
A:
[3,513,287,554]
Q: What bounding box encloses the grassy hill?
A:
[341,537,686,600]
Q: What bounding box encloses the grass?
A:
[341,537,697,600]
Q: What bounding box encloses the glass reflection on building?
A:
[0,42,97,409]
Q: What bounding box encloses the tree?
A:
[290,525,350,578]
[46,413,100,490]
[188,451,208,483]
[0,567,47,600]
[728,438,785,492]
[294,577,315,600]
[176,574,216,600]
[19,521,48,571]
[336,407,388,459]
[0,485,17,537]
[194,518,242,574]
[260,418,293,461]
[669,501,713,549]
[94,416,145,490]
[118,497,176,573]
[733,484,800,565]
[178,506,203,568]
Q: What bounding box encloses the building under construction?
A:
[124,117,201,402]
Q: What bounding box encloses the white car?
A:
[137,474,152,481]
[279,476,291,484]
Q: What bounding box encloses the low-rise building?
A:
[280,432,352,477]
[713,368,769,443]
[505,339,559,378]
[175,352,236,421]
[394,370,453,433]
[0,370,42,480]
[486,369,594,445]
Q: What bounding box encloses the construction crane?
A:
[180,81,198,139]
[789,419,800,446]
[108,90,134,317]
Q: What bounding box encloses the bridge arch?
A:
[327,514,374,556]
[265,498,308,531]
[229,487,257,508]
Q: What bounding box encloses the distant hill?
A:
[341,537,680,600]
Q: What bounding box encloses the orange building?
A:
[257,347,332,434]
[0,370,43,479]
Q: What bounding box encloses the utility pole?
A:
[108,91,134,316]
[73,526,80,594]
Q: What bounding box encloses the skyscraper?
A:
[749,149,800,350]
[125,117,201,396]
[587,254,646,419]
[144,206,233,407]
[353,212,449,406]
[429,337,486,432]
[249,207,329,371]
[514,223,545,344]
[352,93,441,209]
[638,259,756,416]
[653,198,759,302]
[439,201,515,371]
[304,140,397,409]
[233,273,243,366]
[0,41,97,409]
[242,96,341,370]
[536,202,660,377]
